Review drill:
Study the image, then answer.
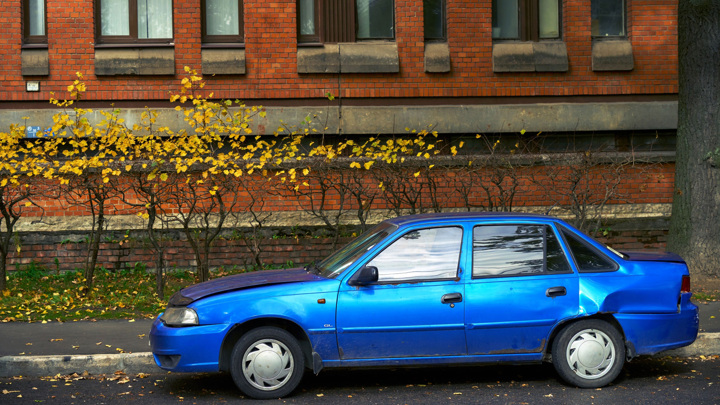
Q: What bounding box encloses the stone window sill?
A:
[202,48,246,75]
[297,42,399,74]
[592,39,634,71]
[492,41,568,73]
[94,47,175,76]
[424,42,451,73]
[22,49,50,76]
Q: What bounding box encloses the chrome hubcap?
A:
[566,328,615,379]
[242,339,294,391]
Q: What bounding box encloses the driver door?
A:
[336,226,467,359]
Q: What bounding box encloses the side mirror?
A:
[349,266,379,286]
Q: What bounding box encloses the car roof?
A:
[383,211,564,227]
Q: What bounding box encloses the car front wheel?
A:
[552,319,625,388]
[230,326,305,399]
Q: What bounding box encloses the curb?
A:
[0,352,156,378]
[1,333,718,378]
[661,332,720,358]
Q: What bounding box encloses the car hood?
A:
[168,268,324,306]
[621,251,685,263]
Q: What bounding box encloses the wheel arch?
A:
[545,314,628,360]
[219,317,313,372]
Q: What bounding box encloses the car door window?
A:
[473,224,571,277]
[367,227,462,282]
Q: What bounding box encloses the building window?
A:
[591,0,625,37]
[424,0,444,40]
[202,0,243,43]
[298,0,395,43]
[23,0,47,44]
[96,0,174,44]
[492,0,560,41]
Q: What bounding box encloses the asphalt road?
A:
[2,356,719,404]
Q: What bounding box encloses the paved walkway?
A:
[1,302,719,377]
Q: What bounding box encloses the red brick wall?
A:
[8,230,667,274]
[17,162,675,218]
[1,0,678,102]
[8,236,354,272]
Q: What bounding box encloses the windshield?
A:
[316,222,397,278]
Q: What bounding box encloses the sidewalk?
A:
[1,302,719,378]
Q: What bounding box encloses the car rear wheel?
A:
[552,319,625,388]
[230,327,305,399]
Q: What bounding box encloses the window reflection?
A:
[562,229,617,272]
[473,224,570,277]
[368,227,462,282]
[591,0,625,37]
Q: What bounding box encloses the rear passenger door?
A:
[464,223,579,355]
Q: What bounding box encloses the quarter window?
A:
[23,0,47,44]
[492,0,560,41]
[297,0,395,43]
[202,0,244,43]
[367,227,462,282]
[591,0,625,37]
[96,0,174,44]
[561,229,618,272]
[473,225,571,277]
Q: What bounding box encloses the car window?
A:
[367,227,463,282]
[473,224,571,277]
[561,229,618,272]
[317,222,397,278]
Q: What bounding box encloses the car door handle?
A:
[442,293,463,304]
[546,286,567,297]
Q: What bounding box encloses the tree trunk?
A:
[668,0,720,278]
[0,249,7,292]
[85,195,104,292]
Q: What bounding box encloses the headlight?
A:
[160,307,199,326]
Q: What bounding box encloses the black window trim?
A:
[297,0,396,44]
[297,0,321,43]
[471,223,574,280]
[492,0,562,42]
[201,0,245,44]
[558,224,620,273]
[95,0,175,46]
[354,225,464,285]
[590,0,627,39]
[423,0,446,41]
[22,0,48,46]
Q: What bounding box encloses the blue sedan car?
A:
[150,212,698,399]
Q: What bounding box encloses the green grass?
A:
[693,289,720,302]
[0,263,257,323]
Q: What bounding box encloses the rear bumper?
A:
[614,298,699,356]
[149,316,231,372]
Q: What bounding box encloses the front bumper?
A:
[149,316,232,372]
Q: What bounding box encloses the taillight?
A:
[681,275,691,293]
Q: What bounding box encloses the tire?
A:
[551,319,625,388]
[230,327,305,399]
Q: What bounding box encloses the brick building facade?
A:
[1,1,680,272]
